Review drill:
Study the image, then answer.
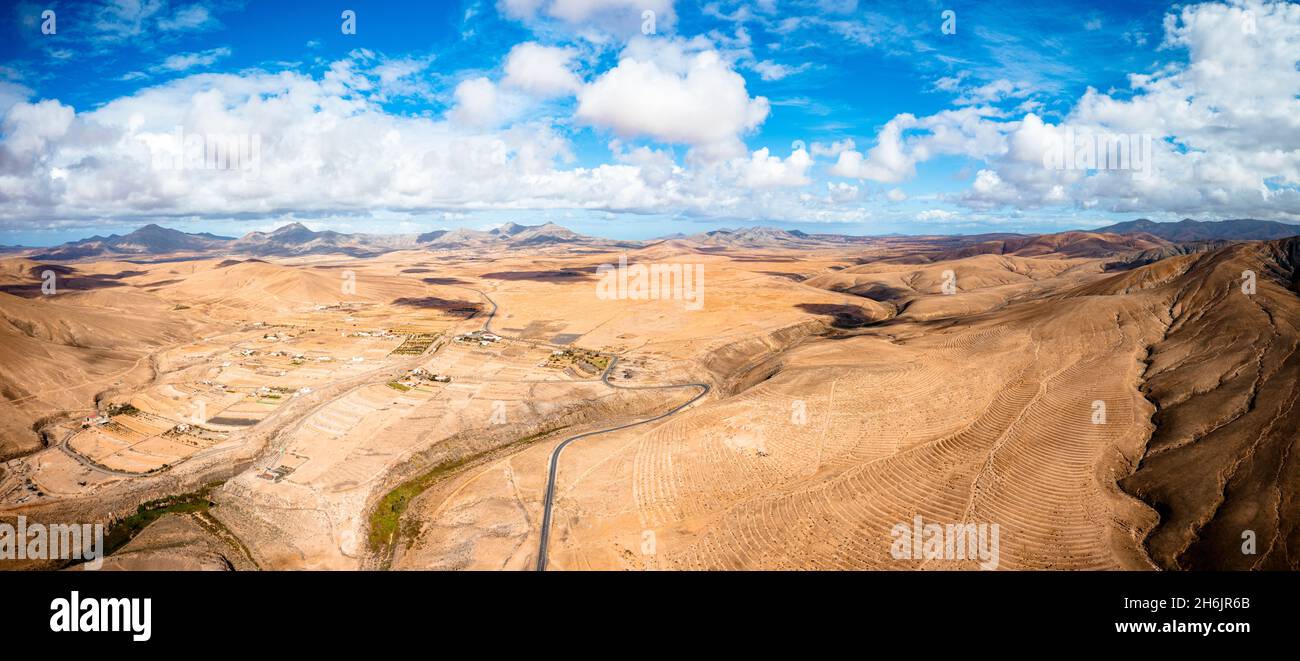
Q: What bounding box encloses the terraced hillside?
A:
[407,237,1300,571]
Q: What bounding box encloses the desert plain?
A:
[0,220,1296,571]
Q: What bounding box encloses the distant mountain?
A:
[1095,218,1300,242]
[674,226,895,249]
[507,222,584,246]
[32,224,234,260]
[422,222,619,250]
[231,223,421,257]
[931,231,1169,260]
[686,226,824,248]
[22,221,618,261]
[420,227,492,249]
[490,222,530,237]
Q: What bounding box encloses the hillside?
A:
[1116,237,1300,569]
[32,224,235,260]
[1096,218,1300,242]
[932,231,1168,260]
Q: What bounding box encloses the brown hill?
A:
[932,231,1168,261]
[1097,218,1300,242]
[0,286,197,458]
[1116,237,1300,569]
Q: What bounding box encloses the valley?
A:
[1,220,1297,571]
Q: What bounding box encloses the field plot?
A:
[67,409,228,474]
[213,337,625,569]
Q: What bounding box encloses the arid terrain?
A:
[1,219,1296,571]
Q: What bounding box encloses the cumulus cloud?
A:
[737,146,811,188]
[502,42,582,97]
[974,1,1300,216]
[836,1,1300,220]
[828,107,1011,183]
[577,37,770,160]
[827,181,860,203]
[448,77,508,128]
[0,79,33,118]
[829,115,916,182]
[810,138,855,158]
[11,0,1292,232]
[0,55,849,228]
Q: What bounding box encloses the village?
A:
[62,320,437,476]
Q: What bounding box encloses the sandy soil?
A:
[3,235,1297,571]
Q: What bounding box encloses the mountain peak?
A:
[272,222,312,234]
[491,222,529,236]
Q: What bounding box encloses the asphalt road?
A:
[455,287,711,571]
[534,359,709,571]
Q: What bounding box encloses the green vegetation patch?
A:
[105,402,140,416]
[103,481,223,557]
[367,427,566,559]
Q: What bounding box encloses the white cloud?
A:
[954,79,1031,106]
[88,0,221,42]
[810,138,854,158]
[576,38,769,160]
[916,208,958,221]
[157,4,215,32]
[0,80,33,119]
[827,181,859,203]
[156,47,231,73]
[824,2,1300,220]
[750,59,810,81]
[738,146,811,188]
[448,77,508,128]
[15,0,1293,231]
[502,42,582,97]
[961,1,1300,217]
[499,0,675,35]
[829,115,917,182]
[0,57,857,229]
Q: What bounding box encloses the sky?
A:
[0,0,1297,245]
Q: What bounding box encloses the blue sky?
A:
[1,0,1296,245]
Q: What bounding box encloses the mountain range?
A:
[1093,218,1300,241]
[29,221,634,260]
[19,218,1300,261]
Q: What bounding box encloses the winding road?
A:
[453,286,711,571]
[534,361,708,571]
